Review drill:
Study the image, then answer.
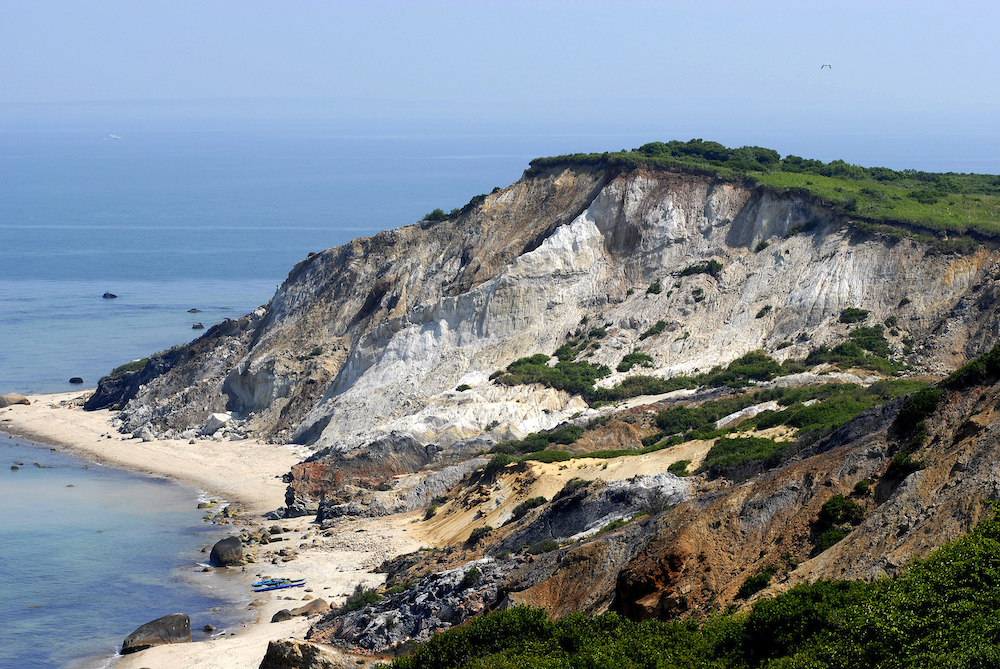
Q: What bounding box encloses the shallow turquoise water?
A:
[0,438,251,669]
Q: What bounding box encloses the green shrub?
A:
[839,307,870,324]
[698,436,788,480]
[944,342,1000,388]
[480,455,517,482]
[679,259,723,278]
[522,450,571,463]
[639,320,668,340]
[344,583,382,612]
[455,384,472,392]
[756,240,769,252]
[853,480,871,496]
[527,539,560,554]
[553,477,589,500]
[646,280,662,295]
[848,325,891,357]
[811,528,850,556]
[424,505,439,520]
[896,386,944,426]
[755,305,772,318]
[110,358,149,377]
[667,460,691,477]
[617,350,654,372]
[460,566,482,588]
[737,565,779,599]
[466,525,493,545]
[425,208,448,221]
[818,494,865,527]
[692,287,705,302]
[510,497,547,521]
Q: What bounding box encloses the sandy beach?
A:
[1,392,423,669]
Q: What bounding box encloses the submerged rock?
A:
[121,612,190,654]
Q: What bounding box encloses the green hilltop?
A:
[528,139,1000,239]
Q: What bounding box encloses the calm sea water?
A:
[0,438,251,669]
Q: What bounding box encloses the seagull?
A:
[821,64,832,69]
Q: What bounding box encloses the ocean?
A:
[3,127,998,667]
[0,437,250,669]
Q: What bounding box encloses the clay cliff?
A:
[84,157,1000,647]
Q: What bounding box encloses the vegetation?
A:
[526,139,1000,238]
[646,280,662,295]
[944,341,1000,388]
[839,307,870,324]
[343,583,381,612]
[638,320,668,340]
[736,565,779,599]
[393,504,1000,669]
[755,305,771,318]
[110,358,148,377]
[510,497,548,522]
[491,425,584,455]
[466,526,493,545]
[424,208,448,221]
[617,350,653,372]
[667,459,691,477]
[455,384,472,392]
[679,259,724,278]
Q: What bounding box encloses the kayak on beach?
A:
[252,577,304,587]
[253,580,306,592]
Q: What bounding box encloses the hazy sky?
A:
[2,0,998,168]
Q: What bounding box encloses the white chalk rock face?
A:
[113,163,997,451]
[202,412,232,435]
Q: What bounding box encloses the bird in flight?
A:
[821,63,832,69]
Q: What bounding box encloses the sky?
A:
[2,0,998,170]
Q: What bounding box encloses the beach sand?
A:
[1,392,423,669]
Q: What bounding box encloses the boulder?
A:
[291,598,329,617]
[121,613,191,654]
[0,393,30,407]
[270,609,294,623]
[209,536,243,566]
[202,412,232,435]
[102,292,117,299]
[68,377,84,384]
[192,322,205,330]
[259,638,358,669]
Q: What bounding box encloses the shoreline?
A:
[2,391,423,669]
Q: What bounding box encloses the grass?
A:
[526,139,1000,238]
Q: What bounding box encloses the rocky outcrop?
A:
[121,613,191,654]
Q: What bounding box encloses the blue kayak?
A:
[253,581,306,592]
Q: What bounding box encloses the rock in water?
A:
[121,613,191,654]
[102,292,117,299]
[0,393,30,407]
[209,536,243,566]
[192,322,205,329]
[68,377,84,384]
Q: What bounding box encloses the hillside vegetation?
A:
[529,139,1000,239]
[393,503,1000,669]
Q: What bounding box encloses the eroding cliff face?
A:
[105,164,996,454]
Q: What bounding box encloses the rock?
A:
[102,292,117,299]
[290,598,329,617]
[209,536,243,566]
[10,465,18,470]
[203,623,216,632]
[68,377,84,384]
[270,609,294,623]
[132,426,155,442]
[0,393,30,407]
[192,322,205,330]
[188,308,201,313]
[202,412,232,435]
[259,638,357,669]
[121,613,191,654]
